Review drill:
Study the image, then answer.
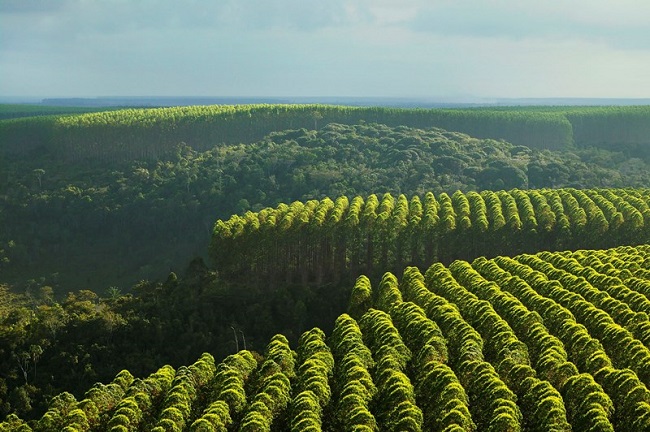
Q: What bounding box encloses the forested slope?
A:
[3,122,650,292]
[4,244,650,431]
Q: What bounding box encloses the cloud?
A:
[1,0,649,98]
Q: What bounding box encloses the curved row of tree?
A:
[454,258,614,430]
[211,188,650,284]
[474,255,650,431]
[3,244,650,431]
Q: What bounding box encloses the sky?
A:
[1,0,650,100]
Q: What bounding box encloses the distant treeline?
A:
[0,104,121,120]
[2,104,649,161]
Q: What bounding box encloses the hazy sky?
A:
[1,0,649,99]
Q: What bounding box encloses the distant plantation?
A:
[4,244,650,431]
[0,104,120,120]
[2,104,650,161]
[211,188,650,284]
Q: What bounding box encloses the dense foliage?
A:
[211,188,650,284]
[4,244,649,431]
[3,121,650,291]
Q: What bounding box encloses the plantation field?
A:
[3,103,650,431]
[4,244,649,431]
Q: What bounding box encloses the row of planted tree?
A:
[4,244,649,431]
[211,187,650,285]
[3,104,650,162]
